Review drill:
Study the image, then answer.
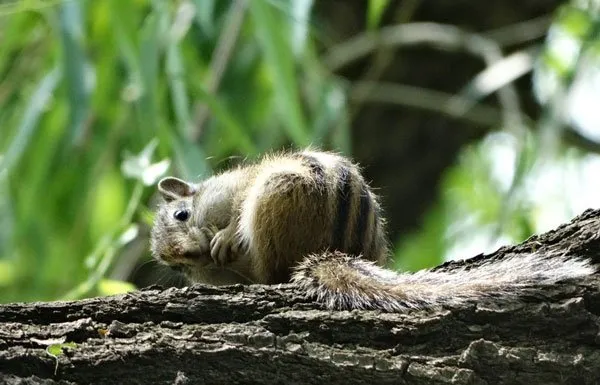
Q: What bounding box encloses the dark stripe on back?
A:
[333,164,352,250]
[366,208,380,258]
[352,184,371,256]
[295,153,326,185]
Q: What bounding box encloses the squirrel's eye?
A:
[173,209,190,222]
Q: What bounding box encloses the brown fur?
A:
[151,149,388,286]
[151,149,595,312]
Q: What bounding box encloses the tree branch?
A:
[3,209,600,384]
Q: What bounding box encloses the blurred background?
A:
[1,0,599,303]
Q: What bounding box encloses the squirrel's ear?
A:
[158,177,196,202]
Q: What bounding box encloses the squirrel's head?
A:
[150,177,212,273]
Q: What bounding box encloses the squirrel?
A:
[150,149,596,312]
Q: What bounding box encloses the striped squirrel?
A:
[150,149,595,312]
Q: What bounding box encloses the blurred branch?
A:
[325,22,517,72]
[563,128,600,154]
[349,0,422,120]
[192,0,248,142]
[327,22,531,239]
[483,15,552,47]
[60,182,144,300]
[353,84,600,160]
[350,80,501,128]
[324,22,525,136]
[449,47,540,116]
[351,80,600,158]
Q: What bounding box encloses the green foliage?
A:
[0,0,349,303]
[1,0,599,302]
[367,0,391,30]
[47,341,77,357]
[397,0,600,272]
[46,340,78,375]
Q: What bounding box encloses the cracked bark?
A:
[3,209,600,385]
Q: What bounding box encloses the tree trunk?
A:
[3,209,600,385]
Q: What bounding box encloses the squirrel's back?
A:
[237,149,388,283]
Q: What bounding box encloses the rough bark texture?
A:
[3,209,600,385]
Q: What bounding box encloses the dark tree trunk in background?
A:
[314,0,561,241]
[3,209,600,385]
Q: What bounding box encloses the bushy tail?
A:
[291,250,596,312]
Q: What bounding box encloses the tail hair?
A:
[291,250,596,312]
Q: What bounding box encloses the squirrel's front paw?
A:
[210,225,247,266]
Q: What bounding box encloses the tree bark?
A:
[3,209,600,385]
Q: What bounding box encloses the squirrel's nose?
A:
[182,249,205,261]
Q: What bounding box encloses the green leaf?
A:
[394,202,446,272]
[289,0,314,56]
[172,135,212,181]
[137,13,161,134]
[46,342,77,358]
[89,170,129,244]
[194,85,257,155]
[310,81,346,143]
[556,5,594,39]
[249,0,310,146]
[192,0,216,36]
[111,0,143,101]
[0,0,58,16]
[46,341,77,375]
[367,0,390,30]
[166,42,193,138]
[0,163,13,260]
[57,0,92,145]
[0,68,61,174]
[0,260,17,287]
[117,224,139,246]
[121,139,171,185]
[171,1,196,43]
[98,279,137,296]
